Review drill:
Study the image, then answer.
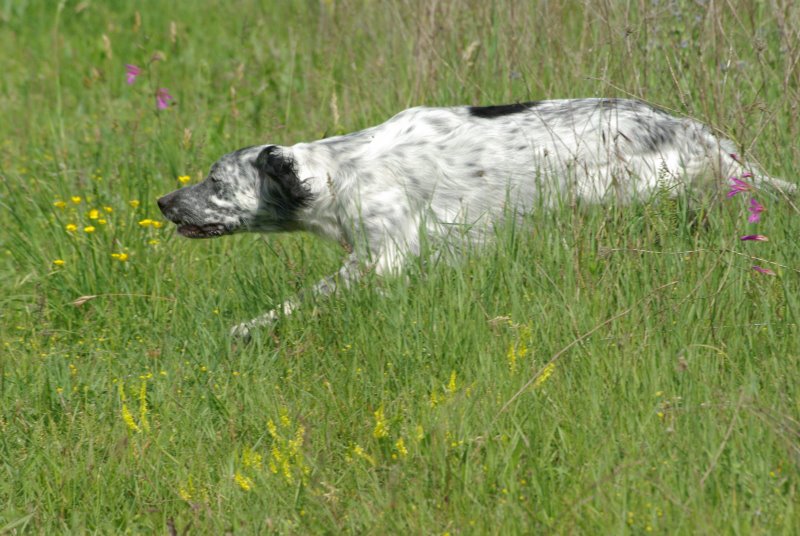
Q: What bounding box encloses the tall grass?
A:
[1,0,799,532]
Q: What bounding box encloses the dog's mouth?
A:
[176,223,231,239]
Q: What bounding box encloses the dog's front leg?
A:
[230,254,363,340]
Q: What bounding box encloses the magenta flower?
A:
[125,64,141,85]
[156,88,174,110]
[752,266,776,276]
[748,198,765,223]
[740,234,769,241]
[727,176,753,198]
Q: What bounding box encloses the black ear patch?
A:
[254,146,313,219]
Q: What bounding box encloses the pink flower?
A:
[740,234,769,241]
[156,88,173,110]
[125,64,141,85]
[752,266,776,276]
[748,198,765,223]
[730,153,740,162]
[727,176,753,198]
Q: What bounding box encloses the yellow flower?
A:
[178,175,191,184]
[394,437,408,458]
[71,196,82,204]
[373,406,389,439]
[53,200,67,208]
[533,362,556,388]
[242,447,263,469]
[178,478,194,501]
[447,370,458,394]
[151,220,163,228]
[65,223,77,232]
[98,218,107,225]
[148,239,160,245]
[267,419,278,438]
[352,444,376,466]
[83,225,96,233]
[103,206,113,213]
[88,209,99,220]
[129,199,140,208]
[121,401,141,433]
[52,259,65,266]
[111,252,129,262]
[139,380,150,433]
[138,219,153,227]
[234,471,253,491]
[279,409,291,428]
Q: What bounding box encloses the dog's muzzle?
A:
[157,190,233,239]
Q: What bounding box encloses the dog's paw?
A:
[229,322,253,343]
[230,310,279,343]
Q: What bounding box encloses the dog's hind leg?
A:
[230,253,363,341]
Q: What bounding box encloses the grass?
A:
[1,0,799,533]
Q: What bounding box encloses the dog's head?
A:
[158,145,313,238]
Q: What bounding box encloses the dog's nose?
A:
[157,192,175,216]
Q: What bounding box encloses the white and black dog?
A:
[158,98,791,338]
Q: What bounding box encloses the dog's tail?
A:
[716,139,796,196]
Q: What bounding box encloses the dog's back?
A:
[291,99,774,259]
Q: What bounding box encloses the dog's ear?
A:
[254,146,312,211]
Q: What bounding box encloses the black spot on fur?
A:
[254,146,313,221]
[468,101,540,119]
[597,98,622,109]
[632,115,677,152]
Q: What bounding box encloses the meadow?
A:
[1,0,799,533]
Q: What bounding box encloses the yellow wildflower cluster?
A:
[53,194,168,266]
[533,362,556,388]
[372,406,389,439]
[265,410,310,485]
[118,380,150,433]
[506,324,532,374]
[177,476,212,503]
[430,370,466,408]
[138,218,163,228]
[178,175,191,184]
[178,476,197,502]
[234,471,253,491]
[348,443,376,466]
[393,437,408,459]
[447,370,458,394]
[242,446,263,470]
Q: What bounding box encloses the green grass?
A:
[2,0,799,533]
